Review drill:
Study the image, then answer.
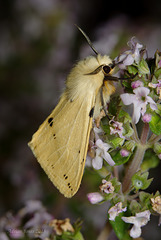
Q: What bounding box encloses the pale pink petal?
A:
[92,156,103,170]
[146,96,157,110]
[133,86,150,96]
[130,225,141,238]
[123,54,134,65]
[120,93,136,105]
[87,192,104,204]
[132,104,141,123]
[103,152,115,166]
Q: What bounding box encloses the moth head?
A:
[85,59,115,78]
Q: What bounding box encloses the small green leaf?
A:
[155,103,161,117]
[111,177,121,193]
[109,213,132,240]
[128,65,138,75]
[129,200,142,214]
[73,231,85,240]
[149,112,161,135]
[132,171,153,191]
[139,191,151,203]
[118,109,132,123]
[123,122,134,138]
[138,58,150,74]
[154,142,161,155]
[154,68,161,79]
[124,140,136,152]
[112,151,131,165]
[110,137,124,148]
[139,191,152,210]
[141,149,160,171]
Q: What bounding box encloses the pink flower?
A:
[121,87,157,124]
[110,120,125,139]
[142,113,152,123]
[87,192,104,204]
[120,149,130,157]
[100,179,114,194]
[131,80,143,89]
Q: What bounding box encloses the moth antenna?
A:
[75,24,98,55]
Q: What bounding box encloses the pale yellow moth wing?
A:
[28,92,95,197]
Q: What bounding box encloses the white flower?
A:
[87,192,104,204]
[121,87,157,124]
[108,202,127,221]
[92,139,115,170]
[122,210,151,238]
[115,37,143,68]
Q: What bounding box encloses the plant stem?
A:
[122,145,146,193]
[149,133,161,144]
[131,121,139,143]
[122,123,149,194]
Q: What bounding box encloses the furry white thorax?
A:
[65,54,113,100]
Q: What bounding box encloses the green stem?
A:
[122,145,146,193]
[131,121,139,143]
[122,123,149,194]
[149,133,161,144]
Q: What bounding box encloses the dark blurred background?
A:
[0,0,161,239]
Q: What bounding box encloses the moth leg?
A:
[98,86,111,126]
[88,128,96,159]
[95,109,106,128]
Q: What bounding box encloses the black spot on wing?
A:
[89,107,94,118]
[48,117,53,123]
[81,158,85,164]
[63,174,68,180]
[67,182,73,191]
[48,117,53,127]
[50,122,53,127]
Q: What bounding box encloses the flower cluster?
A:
[0,200,82,240]
[86,37,161,239]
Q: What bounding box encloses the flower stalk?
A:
[122,144,147,193]
[122,122,150,193]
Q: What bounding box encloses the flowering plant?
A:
[87,37,161,239]
[1,37,161,240]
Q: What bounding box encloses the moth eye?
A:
[103,65,111,75]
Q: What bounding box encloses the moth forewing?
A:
[28,90,95,197]
[28,54,116,197]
